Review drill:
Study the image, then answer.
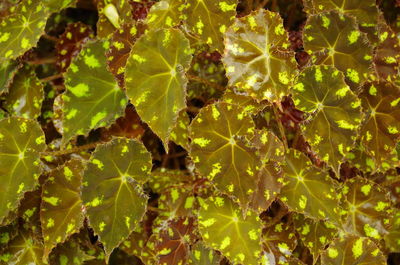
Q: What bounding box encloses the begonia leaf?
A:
[0,60,20,95]
[146,0,186,29]
[385,212,400,252]
[187,242,221,265]
[169,110,190,149]
[96,0,133,39]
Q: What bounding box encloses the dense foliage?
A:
[0,0,399,264]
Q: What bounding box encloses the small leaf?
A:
[321,235,386,265]
[169,109,190,149]
[280,149,342,223]
[223,9,297,102]
[82,138,151,258]
[198,195,263,265]
[40,158,85,258]
[341,177,392,240]
[303,11,373,89]
[0,1,49,61]
[125,28,192,147]
[292,65,362,174]
[0,117,45,223]
[185,0,237,52]
[146,0,186,29]
[189,102,261,207]
[62,41,127,144]
[3,65,44,119]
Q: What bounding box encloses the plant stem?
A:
[27,57,57,65]
[40,73,63,82]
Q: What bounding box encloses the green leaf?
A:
[292,65,362,174]
[280,149,342,223]
[119,227,157,265]
[125,28,192,146]
[0,60,19,95]
[189,102,261,207]
[385,212,400,252]
[82,138,152,258]
[223,9,297,102]
[3,65,44,119]
[187,242,221,265]
[40,158,85,258]
[359,81,400,169]
[293,214,338,263]
[340,177,392,240]
[0,1,49,61]
[0,117,45,223]
[198,195,263,265]
[96,0,133,38]
[303,11,373,89]
[222,90,267,114]
[146,0,185,29]
[62,41,127,144]
[251,129,285,163]
[321,235,386,265]
[185,0,237,52]
[42,0,76,12]
[158,186,197,218]
[169,110,190,149]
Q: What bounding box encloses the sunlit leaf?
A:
[261,220,297,265]
[185,0,237,52]
[96,0,133,38]
[106,22,145,87]
[321,235,386,265]
[146,0,185,29]
[0,60,19,95]
[303,11,373,89]
[222,90,267,115]
[0,117,45,223]
[56,22,94,72]
[223,9,297,102]
[40,158,85,258]
[82,138,151,258]
[385,212,400,252]
[293,214,338,263]
[359,81,400,169]
[0,1,49,61]
[292,65,362,174]
[189,102,261,206]
[62,41,127,144]
[187,242,221,265]
[340,177,392,240]
[125,28,192,146]
[3,65,44,119]
[280,149,342,223]
[198,195,263,265]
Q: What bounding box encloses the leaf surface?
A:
[0,60,19,95]
[146,0,185,29]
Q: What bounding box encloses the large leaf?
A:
[62,41,127,144]
[82,138,152,258]
[3,65,44,119]
[223,9,297,102]
[198,195,263,265]
[359,81,400,169]
[303,11,373,89]
[340,177,392,240]
[0,117,45,223]
[146,0,185,29]
[321,235,386,265]
[189,102,261,207]
[280,149,342,224]
[292,65,362,174]
[125,28,192,146]
[185,0,237,52]
[40,158,85,258]
[0,1,49,61]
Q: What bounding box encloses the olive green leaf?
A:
[293,214,338,263]
[0,117,45,224]
[0,229,46,265]
[189,102,261,207]
[262,220,297,265]
[251,129,285,163]
[385,212,400,252]
[0,1,49,61]
[106,22,145,87]
[125,28,192,147]
[185,0,237,52]
[223,9,297,102]
[280,149,342,223]
[96,0,133,38]
[42,0,76,12]
[82,138,152,258]
[222,90,267,114]
[3,65,44,119]
[292,65,362,174]
[321,235,386,265]
[146,0,186,29]
[340,177,392,240]
[303,11,373,89]
[169,110,190,149]
[187,242,221,265]
[198,195,263,265]
[40,158,85,258]
[62,41,127,145]
[0,60,20,95]
[0,223,17,250]
[359,81,400,169]
[158,186,197,218]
